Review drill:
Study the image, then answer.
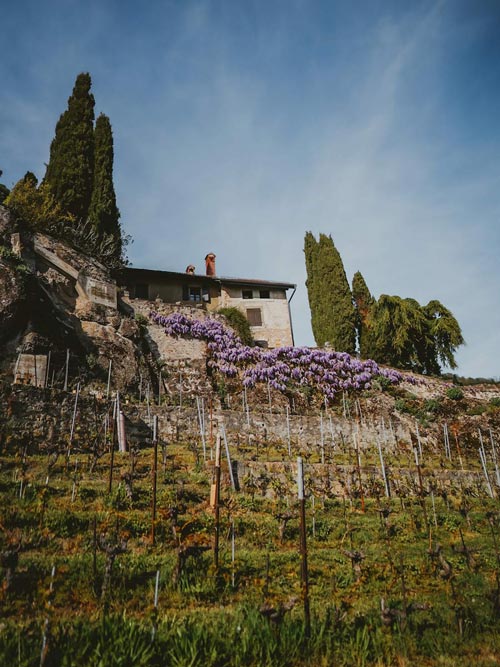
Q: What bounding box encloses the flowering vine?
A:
[150,311,405,403]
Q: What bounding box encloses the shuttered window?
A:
[246,308,262,326]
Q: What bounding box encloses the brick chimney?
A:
[205,253,216,276]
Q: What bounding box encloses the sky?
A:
[1,0,500,378]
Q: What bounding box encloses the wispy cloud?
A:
[1,0,499,377]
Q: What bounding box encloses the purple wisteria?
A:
[150,311,404,403]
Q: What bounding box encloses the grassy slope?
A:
[1,418,500,666]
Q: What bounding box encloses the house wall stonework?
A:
[214,289,293,348]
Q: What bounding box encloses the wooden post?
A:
[213,434,221,570]
[118,411,127,452]
[297,457,311,638]
[151,416,158,544]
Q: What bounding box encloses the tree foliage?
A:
[5,74,127,268]
[370,295,464,374]
[304,232,464,375]
[352,270,376,359]
[44,72,95,221]
[217,307,255,346]
[304,232,356,353]
[88,114,121,260]
[4,172,72,228]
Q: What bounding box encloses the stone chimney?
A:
[205,253,216,276]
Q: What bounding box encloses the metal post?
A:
[151,415,158,544]
[297,457,311,638]
[63,348,70,391]
[213,435,221,570]
[106,359,112,399]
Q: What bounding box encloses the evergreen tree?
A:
[88,114,121,260]
[4,171,70,228]
[352,270,376,359]
[304,231,321,344]
[422,300,464,373]
[369,295,464,374]
[304,232,356,353]
[44,73,95,221]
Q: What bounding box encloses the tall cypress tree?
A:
[352,270,376,359]
[44,73,95,221]
[304,231,321,344]
[88,114,121,258]
[304,232,356,353]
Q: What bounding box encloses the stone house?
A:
[119,253,296,349]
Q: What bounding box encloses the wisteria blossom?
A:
[150,311,405,403]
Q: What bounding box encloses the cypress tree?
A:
[88,114,121,259]
[44,73,95,221]
[304,231,321,344]
[352,271,376,359]
[304,232,356,353]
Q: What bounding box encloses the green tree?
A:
[304,231,321,344]
[44,72,95,221]
[422,300,464,373]
[0,170,9,205]
[88,114,121,260]
[4,171,71,228]
[304,232,356,353]
[352,270,376,359]
[370,295,463,374]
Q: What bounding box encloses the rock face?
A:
[0,205,17,242]
[0,209,146,391]
[0,259,26,348]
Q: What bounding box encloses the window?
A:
[189,287,202,302]
[259,289,270,299]
[246,308,262,327]
[242,289,253,299]
[183,285,202,302]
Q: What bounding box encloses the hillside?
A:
[1,208,500,665]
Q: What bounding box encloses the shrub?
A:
[446,387,464,400]
[217,307,254,346]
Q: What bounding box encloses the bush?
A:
[217,307,254,346]
[446,387,464,400]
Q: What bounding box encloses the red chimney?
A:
[205,253,216,276]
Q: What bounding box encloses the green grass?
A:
[1,438,500,666]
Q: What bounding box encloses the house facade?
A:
[119,254,296,349]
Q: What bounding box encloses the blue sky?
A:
[2,0,499,378]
